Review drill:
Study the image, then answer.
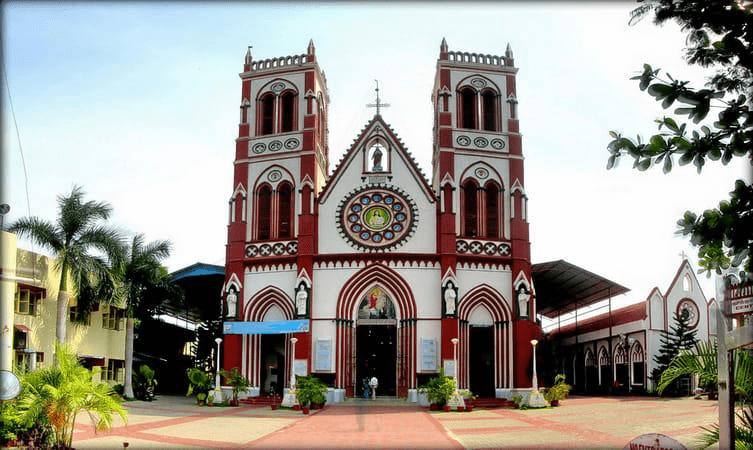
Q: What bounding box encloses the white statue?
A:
[296,285,308,316]
[517,287,530,317]
[226,291,237,318]
[444,284,456,315]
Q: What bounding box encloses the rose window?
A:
[338,187,416,250]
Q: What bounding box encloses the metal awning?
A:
[532,259,629,318]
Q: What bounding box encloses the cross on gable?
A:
[366,80,390,116]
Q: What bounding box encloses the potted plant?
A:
[459,389,475,412]
[133,364,157,401]
[220,367,251,406]
[511,393,524,408]
[543,374,571,407]
[207,394,215,406]
[417,369,455,411]
[294,375,328,414]
[186,367,212,405]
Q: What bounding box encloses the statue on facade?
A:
[226,290,237,318]
[296,285,308,316]
[517,286,530,318]
[444,282,457,316]
[372,145,383,172]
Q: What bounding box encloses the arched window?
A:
[481,90,497,131]
[277,182,294,238]
[257,185,272,240]
[462,179,479,237]
[459,87,476,129]
[259,94,275,136]
[485,181,500,239]
[280,91,297,133]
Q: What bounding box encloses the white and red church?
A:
[221,39,541,401]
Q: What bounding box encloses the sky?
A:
[2,2,749,326]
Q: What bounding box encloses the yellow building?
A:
[0,230,126,384]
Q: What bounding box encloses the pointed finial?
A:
[366,80,390,117]
[505,43,513,59]
[308,39,316,56]
[679,250,688,261]
[245,46,253,64]
[440,37,448,53]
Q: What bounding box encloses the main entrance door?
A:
[259,334,285,396]
[355,286,397,397]
[469,325,495,397]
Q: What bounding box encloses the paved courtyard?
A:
[70,395,722,450]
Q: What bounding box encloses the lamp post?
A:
[451,337,459,381]
[214,337,223,401]
[530,339,539,390]
[289,337,298,390]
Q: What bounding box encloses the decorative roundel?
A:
[267,170,282,182]
[474,167,489,179]
[677,299,699,329]
[268,141,283,152]
[473,137,489,148]
[252,143,267,154]
[337,186,417,251]
[456,135,471,147]
[270,82,286,93]
[284,138,300,149]
[470,78,487,89]
[490,138,506,150]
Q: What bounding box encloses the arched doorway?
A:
[259,305,286,397]
[468,304,495,397]
[356,287,397,397]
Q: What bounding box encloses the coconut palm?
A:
[113,234,180,399]
[17,343,127,449]
[8,186,122,349]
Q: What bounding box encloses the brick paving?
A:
[69,395,721,450]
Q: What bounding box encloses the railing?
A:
[249,54,309,71]
[446,51,509,67]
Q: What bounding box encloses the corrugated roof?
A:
[532,259,630,318]
[547,302,647,337]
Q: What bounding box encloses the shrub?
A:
[417,369,455,407]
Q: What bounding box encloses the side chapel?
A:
[222,39,540,401]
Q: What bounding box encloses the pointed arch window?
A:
[280,91,297,133]
[459,87,476,129]
[462,179,479,238]
[259,94,275,136]
[277,181,294,239]
[257,185,272,240]
[484,181,501,239]
[481,90,497,131]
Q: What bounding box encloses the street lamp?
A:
[214,337,223,400]
[289,337,298,390]
[530,339,539,390]
[451,338,459,381]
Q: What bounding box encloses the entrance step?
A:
[239,395,280,406]
[471,397,517,409]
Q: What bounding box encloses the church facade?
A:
[221,39,540,401]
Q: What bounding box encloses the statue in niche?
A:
[516,286,530,318]
[444,282,457,316]
[296,284,308,316]
[226,290,237,318]
[371,145,383,172]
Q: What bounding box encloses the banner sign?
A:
[223,319,309,335]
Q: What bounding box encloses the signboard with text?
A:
[222,319,309,335]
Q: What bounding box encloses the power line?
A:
[2,63,32,220]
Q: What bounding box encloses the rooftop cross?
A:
[366,80,390,116]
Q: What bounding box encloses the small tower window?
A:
[277,182,294,238]
[485,181,500,239]
[481,90,497,131]
[462,179,479,237]
[280,91,297,133]
[257,185,272,240]
[260,94,275,136]
[459,87,476,129]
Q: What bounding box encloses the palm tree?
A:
[8,186,122,349]
[113,234,179,399]
[17,343,127,449]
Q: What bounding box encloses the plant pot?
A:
[442,405,450,412]
[293,404,301,411]
[271,404,278,410]
[456,406,464,412]
[466,405,473,412]
[302,407,310,414]
[229,399,239,407]
[550,399,560,407]
[429,403,439,411]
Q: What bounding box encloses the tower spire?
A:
[245,46,253,65]
[366,80,390,117]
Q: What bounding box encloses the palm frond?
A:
[7,216,64,252]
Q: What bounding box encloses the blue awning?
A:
[223,319,309,335]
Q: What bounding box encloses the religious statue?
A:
[296,285,308,316]
[226,290,237,318]
[517,286,530,318]
[444,283,457,316]
[372,145,383,172]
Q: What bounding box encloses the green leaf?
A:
[663,155,673,174]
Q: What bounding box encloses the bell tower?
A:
[223,40,329,374]
[432,38,538,389]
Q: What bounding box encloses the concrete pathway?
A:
[69,395,721,450]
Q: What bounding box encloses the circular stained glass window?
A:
[338,186,416,250]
